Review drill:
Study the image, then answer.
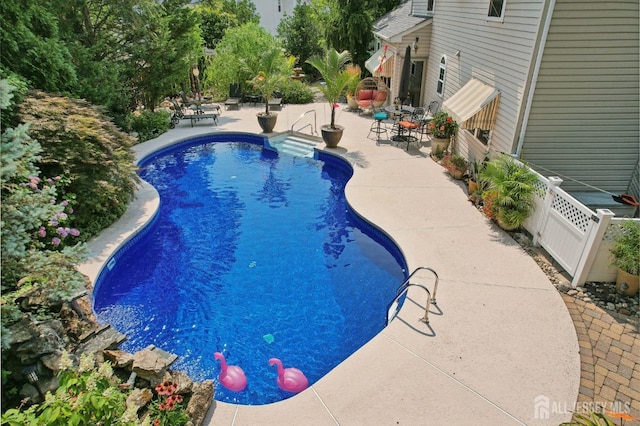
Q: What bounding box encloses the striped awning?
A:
[443,78,501,130]
[365,46,394,77]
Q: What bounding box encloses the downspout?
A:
[515,0,556,157]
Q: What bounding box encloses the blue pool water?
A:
[93,134,407,405]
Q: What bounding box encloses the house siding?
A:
[252,0,303,35]
[521,0,640,194]
[388,27,433,104]
[422,0,545,163]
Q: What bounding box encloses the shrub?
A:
[1,352,135,425]
[429,111,459,139]
[610,220,640,275]
[441,154,468,177]
[280,79,315,104]
[479,154,539,230]
[18,91,139,240]
[1,81,87,348]
[129,109,171,143]
[148,381,190,426]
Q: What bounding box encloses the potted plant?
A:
[479,154,539,231]
[246,47,293,133]
[429,111,459,156]
[468,159,486,195]
[345,64,361,111]
[306,49,359,147]
[609,220,640,296]
[441,154,468,180]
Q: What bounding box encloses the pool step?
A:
[268,133,319,158]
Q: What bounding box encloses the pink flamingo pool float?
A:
[214,352,247,392]
[269,358,308,393]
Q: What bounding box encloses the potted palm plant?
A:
[479,154,539,231]
[429,111,459,156]
[306,49,358,147]
[344,64,361,111]
[609,220,640,296]
[246,47,293,133]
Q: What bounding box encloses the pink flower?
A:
[70,228,80,237]
[38,227,47,238]
[333,103,339,109]
[52,237,61,245]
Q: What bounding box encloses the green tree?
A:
[203,23,283,98]
[0,0,77,93]
[0,81,87,348]
[306,49,357,129]
[244,47,294,115]
[18,91,139,239]
[277,1,324,77]
[195,0,259,49]
[124,2,204,109]
[322,0,402,69]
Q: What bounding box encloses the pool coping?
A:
[78,102,580,425]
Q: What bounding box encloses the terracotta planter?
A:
[496,218,518,231]
[346,95,359,111]
[430,137,450,155]
[320,125,344,148]
[257,113,277,133]
[449,168,467,180]
[615,268,639,297]
[468,179,478,195]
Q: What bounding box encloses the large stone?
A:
[132,346,177,383]
[15,322,65,365]
[163,370,194,394]
[126,387,153,412]
[104,349,135,369]
[40,351,63,371]
[7,316,38,345]
[185,380,214,426]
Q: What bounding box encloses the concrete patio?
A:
[80,100,581,425]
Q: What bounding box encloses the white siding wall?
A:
[389,27,433,104]
[253,0,302,35]
[422,0,545,163]
[412,0,430,17]
[520,0,640,194]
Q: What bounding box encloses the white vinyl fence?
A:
[522,171,639,287]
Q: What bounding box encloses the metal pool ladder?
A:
[386,266,439,326]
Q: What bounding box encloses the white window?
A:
[427,0,434,12]
[487,0,506,20]
[436,55,447,97]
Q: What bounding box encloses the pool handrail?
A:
[291,109,317,135]
[386,266,439,325]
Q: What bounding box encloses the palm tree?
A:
[245,47,293,116]
[306,49,357,129]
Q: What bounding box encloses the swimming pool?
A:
[93,133,407,405]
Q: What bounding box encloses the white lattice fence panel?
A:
[523,174,548,236]
[537,189,595,275]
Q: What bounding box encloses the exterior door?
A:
[408,60,424,107]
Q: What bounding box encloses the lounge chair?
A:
[224,83,243,110]
[268,91,284,111]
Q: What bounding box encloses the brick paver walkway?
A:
[561,294,640,425]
